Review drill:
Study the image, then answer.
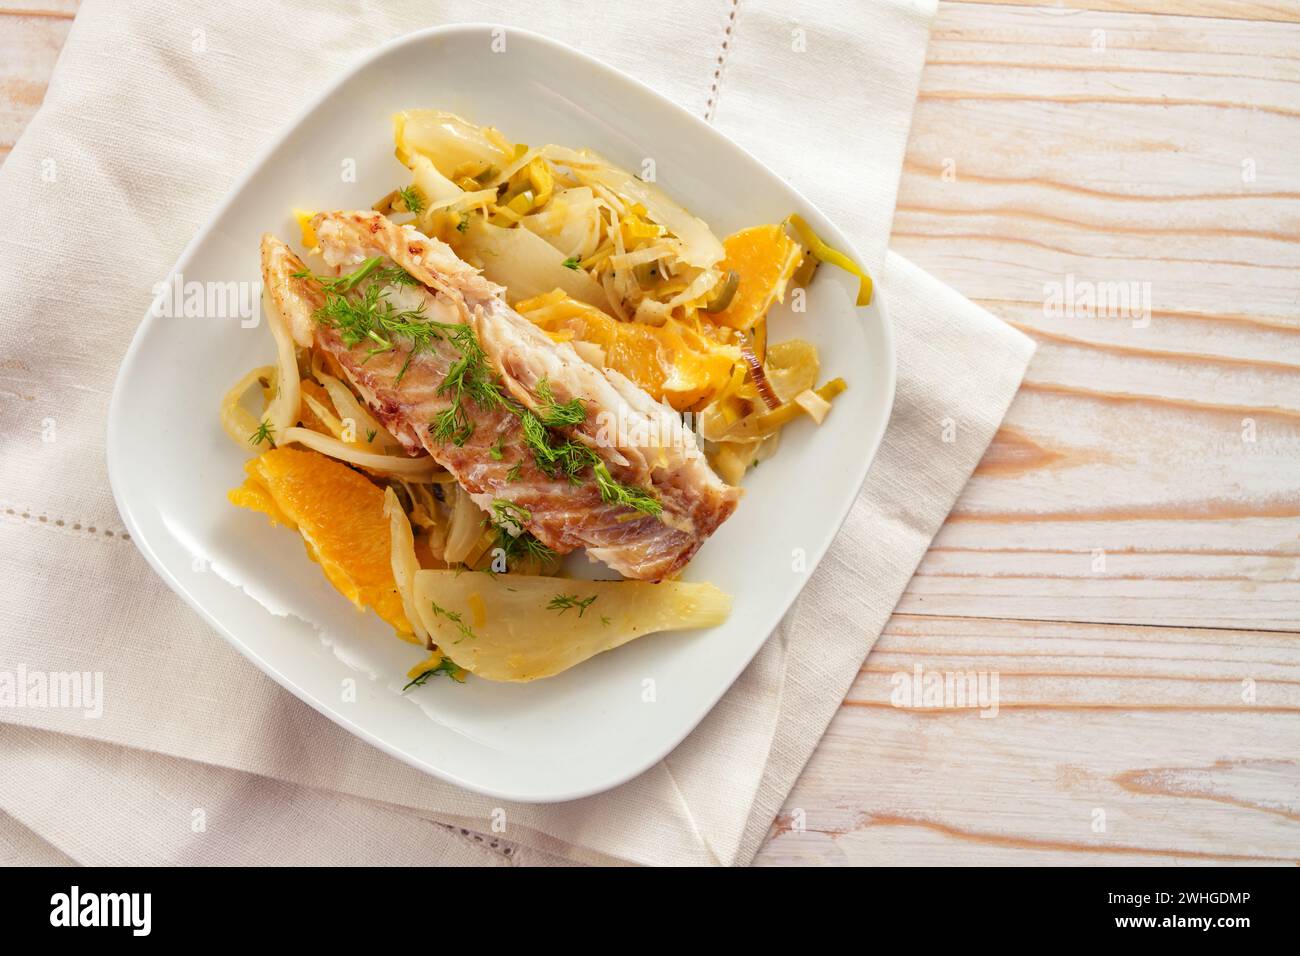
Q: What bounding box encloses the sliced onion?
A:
[384,487,431,645]
[220,365,276,447]
[571,340,607,367]
[543,145,724,268]
[485,145,542,188]
[280,426,441,479]
[741,341,781,410]
[521,187,602,259]
[458,218,611,310]
[610,243,674,270]
[262,287,301,440]
[317,371,400,453]
[665,267,722,310]
[406,154,463,202]
[444,485,485,564]
[396,110,512,179]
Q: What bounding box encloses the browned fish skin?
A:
[270,212,739,580]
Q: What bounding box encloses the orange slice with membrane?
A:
[229,447,414,640]
[708,224,803,332]
[517,290,735,411]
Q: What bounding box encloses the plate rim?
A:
[106,22,897,802]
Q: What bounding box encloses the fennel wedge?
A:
[412,571,731,682]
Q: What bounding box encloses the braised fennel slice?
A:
[411,571,731,682]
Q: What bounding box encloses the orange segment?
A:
[296,379,336,435]
[228,447,415,640]
[708,224,803,331]
[517,291,735,410]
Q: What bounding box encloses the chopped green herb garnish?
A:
[398,185,426,215]
[429,601,477,644]
[535,378,586,427]
[485,499,556,573]
[547,593,598,617]
[561,256,582,270]
[600,615,611,626]
[402,656,461,690]
[295,259,434,380]
[366,428,378,444]
[506,461,523,482]
[456,212,471,233]
[490,526,556,572]
[591,460,662,515]
[491,498,531,529]
[515,406,661,515]
[428,321,507,446]
[249,420,274,447]
[489,436,506,460]
[393,347,416,386]
[295,256,418,296]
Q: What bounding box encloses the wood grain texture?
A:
[758,0,1300,866]
[0,4,76,161]
[2,1,1297,866]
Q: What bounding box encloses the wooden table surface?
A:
[3,0,1297,866]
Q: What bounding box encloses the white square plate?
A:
[107,25,895,802]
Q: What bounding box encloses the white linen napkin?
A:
[0,0,1034,866]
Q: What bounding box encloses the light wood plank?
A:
[893,1,1300,630]
[0,5,75,156]
[949,0,1300,25]
[755,615,1300,865]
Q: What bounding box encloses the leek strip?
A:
[787,214,873,307]
[730,378,846,440]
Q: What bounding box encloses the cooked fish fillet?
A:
[261,210,739,579]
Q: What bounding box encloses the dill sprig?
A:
[398,185,426,215]
[249,419,275,447]
[429,601,477,644]
[516,412,662,516]
[591,460,662,515]
[402,656,462,689]
[487,499,557,572]
[491,498,531,529]
[547,593,598,617]
[314,283,436,358]
[429,321,506,446]
[535,378,587,427]
[296,256,417,296]
[491,526,557,571]
[297,257,434,380]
